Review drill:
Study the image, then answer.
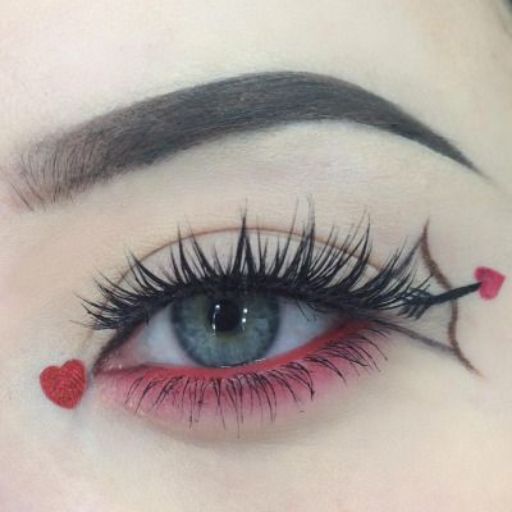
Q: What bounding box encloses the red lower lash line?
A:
[94,323,384,429]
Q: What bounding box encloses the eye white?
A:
[116,298,340,368]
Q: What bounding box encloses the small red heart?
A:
[474,267,506,300]
[40,359,87,409]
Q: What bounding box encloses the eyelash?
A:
[85,214,477,427]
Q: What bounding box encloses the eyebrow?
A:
[15,71,478,208]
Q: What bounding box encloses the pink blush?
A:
[474,267,506,300]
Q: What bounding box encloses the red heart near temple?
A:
[474,267,506,300]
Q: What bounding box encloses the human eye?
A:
[82,212,479,437]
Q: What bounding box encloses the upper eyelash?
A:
[82,213,465,340]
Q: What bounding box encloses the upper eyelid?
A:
[86,219,424,326]
[83,215,483,378]
[82,219,381,336]
[114,222,385,285]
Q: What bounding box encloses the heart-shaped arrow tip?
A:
[474,267,506,300]
[40,359,87,409]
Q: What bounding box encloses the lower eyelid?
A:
[93,321,386,436]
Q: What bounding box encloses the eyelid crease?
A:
[93,202,409,313]
[113,222,377,286]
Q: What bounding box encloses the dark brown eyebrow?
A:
[14,71,478,209]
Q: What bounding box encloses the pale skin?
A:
[1,1,512,511]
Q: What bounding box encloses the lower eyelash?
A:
[96,326,386,430]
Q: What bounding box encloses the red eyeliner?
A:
[94,322,379,432]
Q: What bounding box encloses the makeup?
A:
[82,214,480,433]
[419,225,480,371]
[95,322,378,431]
[474,267,506,300]
[40,359,87,409]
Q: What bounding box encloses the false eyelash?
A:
[83,213,466,342]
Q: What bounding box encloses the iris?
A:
[171,294,280,367]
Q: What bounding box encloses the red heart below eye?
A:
[474,267,506,300]
[40,359,87,409]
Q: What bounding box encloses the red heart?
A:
[474,267,506,300]
[40,360,87,409]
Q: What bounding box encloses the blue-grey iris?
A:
[171,294,280,367]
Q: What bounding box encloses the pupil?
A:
[209,299,243,333]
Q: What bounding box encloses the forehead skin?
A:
[0,0,511,198]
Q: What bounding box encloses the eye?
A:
[87,214,478,437]
[106,294,339,369]
[171,294,284,366]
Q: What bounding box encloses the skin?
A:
[0,0,511,510]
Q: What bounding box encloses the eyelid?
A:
[84,215,434,367]
[84,213,481,436]
[85,219,378,370]
[85,218,482,379]
[116,222,380,284]
[93,321,384,436]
